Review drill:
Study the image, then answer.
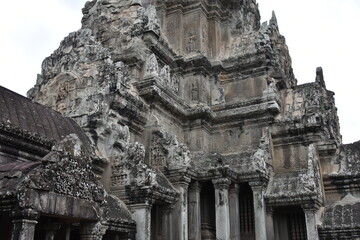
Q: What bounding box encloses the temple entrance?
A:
[239,183,255,240]
[273,206,307,240]
[33,216,80,240]
[200,181,216,240]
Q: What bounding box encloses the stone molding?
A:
[10,208,39,220]
[229,183,240,194]
[80,222,108,240]
[212,178,231,190]
[188,181,202,192]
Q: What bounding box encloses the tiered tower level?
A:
[26,0,360,239]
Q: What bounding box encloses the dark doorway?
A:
[239,183,255,240]
[274,206,307,240]
[201,181,216,240]
[151,204,162,240]
[0,213,11,239]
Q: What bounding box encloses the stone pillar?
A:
[171,176,191,240]
[266,207,275,240]
[80,222,108,240]
[45,223,61,240]
[188,181,202,240]
[131,203,152,240]
[212,178,231,240]
[65,225,71,240]
[229,183,240,240]
[162,204,173,240]
[10,209,39,240]
[249,181,267,240]
[303,206,319,240]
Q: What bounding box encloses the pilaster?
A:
[188,181,202,240]
[167,171,191,240]
[10,208,39,240]
[130,203,152,240]
[44,223,61,240]
[249,181,267,240]
[212,178,231,240]
[302,205,319,240]
[229,183,240,240]
[79,222,108,240]
[161,204,174,240]
[265,207,275,240]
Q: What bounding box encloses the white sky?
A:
[0,0,359,144]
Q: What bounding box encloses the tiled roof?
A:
[0,86,88,144]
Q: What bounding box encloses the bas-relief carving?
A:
[171,74,180,94]
[150,130,191,170]
[23,0,354,238]
[159,65,171,86]
[144,5,160,34]
[191,80,199,102]
[201,23,208,53]
[186,31,196,53]
[144,53,159,78]
[144,55,180,94]
[211,76,225,105]
[57,82,68,102]
[150,132,167,166]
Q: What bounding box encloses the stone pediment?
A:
[26,134,106,202]
[265,144,323,206]
[0,134,136,227]
[0,134,106,218]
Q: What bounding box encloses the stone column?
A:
[188,181,202,240]
[266,207,275,240]
[10,209,39,240]
[303,206,319,240]
[249,181,267,240]
[229,183,240,240]
[212,178,231,240]
[79,222,108,240]
[45,223,61,240]
[162,204,173,240]
[65,225,71,240]
[171,176,191,240]
[131,203,152,240]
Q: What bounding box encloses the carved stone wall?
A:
[23,0,360,238]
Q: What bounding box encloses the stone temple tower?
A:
[20,0,360,239]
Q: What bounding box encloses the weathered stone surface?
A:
[0,0,359,239]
